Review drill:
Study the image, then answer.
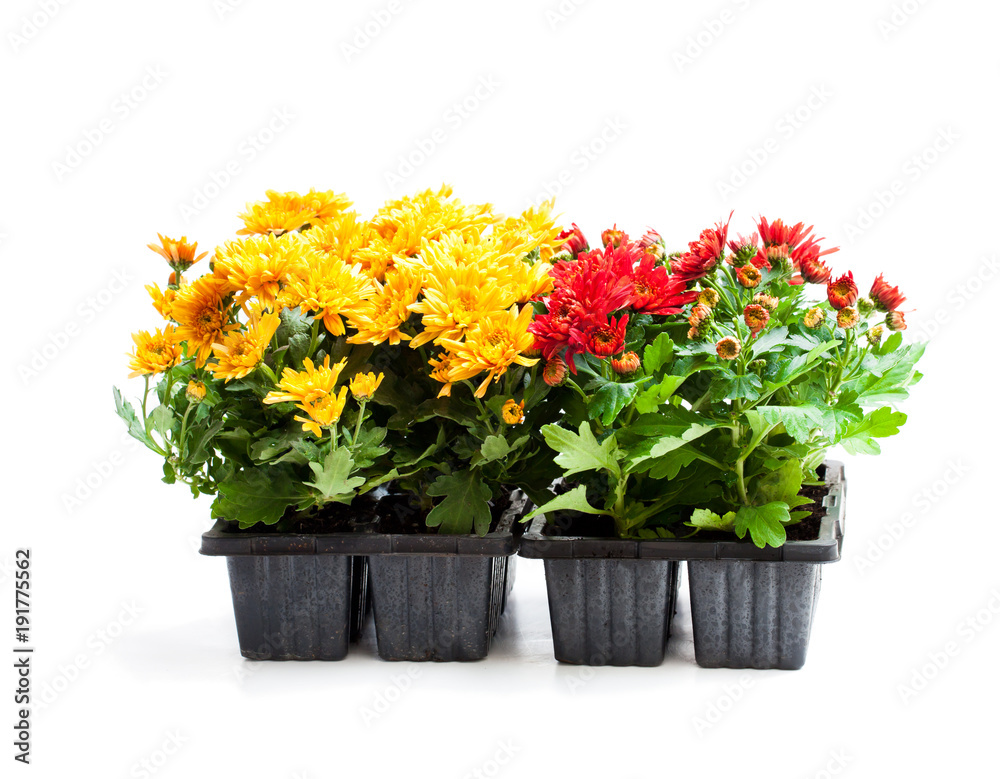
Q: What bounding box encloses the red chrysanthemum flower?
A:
[529,293,581,360]
[542,355,567,386]
[736,264,762,289]
[827,271,859,310]
[610,351,641,376]
[885,311,907,332]
[584,314,628,357]
[716,336,741,360]
[800,256,833,284]
[756,217,812,250]
[670,213,732,285]
[744,304,770,335]
[602,226,627,248]
[869,274,906,312]
[556,224,589,257]
[629,254,698,315]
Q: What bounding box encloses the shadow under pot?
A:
[365,491,527,662]
[199,511,377,661]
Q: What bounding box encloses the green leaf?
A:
[588,378,643,426]
[113,387,152,447]
[689,508,736,532]
[214,465,302,528]
[847,343,925,405]
[734,502,790,548]
[349,425,389,469]
[645,447,699,480]
[305,447,366,503]
[838,407,907,455]
[150,404,175,441]
[541,422,621,479]
[754,406,825,445]
[426,469,493,535]
[643,333,674,374]
[522,484,611,522]
[749,326,789,357]
[479,435,511,463]
[712,372,764,402]
[753,460,804,506]
[634,375,687,414]
[185,418,225,464]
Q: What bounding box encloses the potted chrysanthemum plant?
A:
[116,185,571,662]
[521,215,923,670]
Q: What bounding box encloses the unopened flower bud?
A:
[837,306,860,330]
[803,307,826,329]
[610,351,641,376]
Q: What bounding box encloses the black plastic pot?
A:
[686,462,846,670]
[520,461,846,669]
[519,518,682,666]
[366,493,526,662]
[200,523,375,661]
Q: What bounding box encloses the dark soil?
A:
[219,494,380,535]
[377,488,514,535]
[544,481,831,542]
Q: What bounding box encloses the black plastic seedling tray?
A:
[520,461,846,669]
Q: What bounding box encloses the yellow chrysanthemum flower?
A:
[263,356,348,407]
[262,356,350,438]
[407,255,516,349]
[171,275,236,367]
[290,255,376,336]
[294,387,349,438]
[147,234,208,272]
[146,282,176,321]
[349,371,384,401]
[346,266,421,346]
[304,212,367,264]
[428,351,456,398]
[127,325,182,378]
[501,399,525,425]
[214,234,312,309]
[237,189,353,236]
[517,200,564,261]
[439,305,539,398]
[208,310,281,382]
[186,380,207,402]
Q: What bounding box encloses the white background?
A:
[3,0,997,776]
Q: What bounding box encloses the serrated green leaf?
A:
[689,508,736,532]
[749,326,789,357]
[634,375,687,414]
[643,333,674,374]
[588,379,643,425]
[214,465,302,528]
[838,407,907,455]
[480,435,511,463]
[541,422,621,479]
[113,387,153,447]
[306,447,366,503]
[150,404,174,441]
[754,406,825,444]
[734,502,790,548]
[522,484,611,522]
[753,460,804,506]
[426,469,493,535]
